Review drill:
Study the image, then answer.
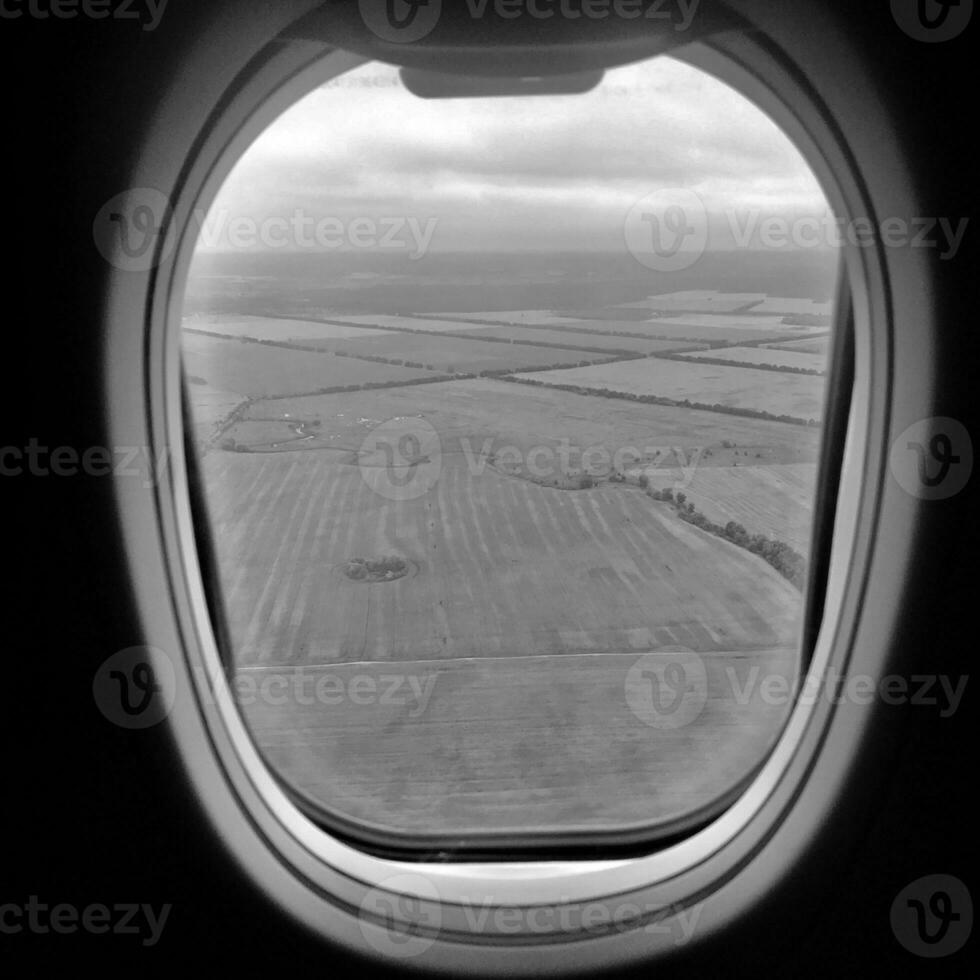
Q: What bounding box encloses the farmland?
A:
[203,447,804,667]
[413,310,814,346]
[764,335,832,356]
[637,462,818,555]
[240,645,797,834]
[186,286,832,836]
[676,345,828,373]
[450,324,706,355]
[182,331,443,398]
[274,330,619,373]
[231,379,821,464]
[616,290,769,314]
[486,316,808,346]
[184,377,245,447]
[183,312,392,341]
[514,358,828,422]
[317,313,501,333]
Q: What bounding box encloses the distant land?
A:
[186,248,838,318]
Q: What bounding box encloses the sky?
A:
[197,56,831,255]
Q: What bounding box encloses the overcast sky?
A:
[199,56,830,254]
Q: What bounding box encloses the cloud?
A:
[202,56,828,253]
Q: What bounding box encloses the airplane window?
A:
[181,55,841,854]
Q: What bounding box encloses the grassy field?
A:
[321,313,502,333]
[279,315,703,356]
[747,297,834,316]
[239,647,797,834]
[458,324,707,355]
[183,313,391,341]
[428,310,578,325]
[184,378,245,448]
[515,358,828,421]
[638,462,818,555]
[616,291,769,313]
[203,449,803,667]
[763,335,832,356]
[279,331,619,373]
[182,331,444,397]
[188,299,825,837]
[418,310,810,343]
[525,317,805,345]
[676,345,828,373]
[234,378,822,467]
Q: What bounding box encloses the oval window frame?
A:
[107,16,905,975]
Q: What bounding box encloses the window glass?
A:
[183,56,838,846]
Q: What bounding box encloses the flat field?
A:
[763,335,832,356]
[637,462,818,555]
[460,324,706,355]
[281,331,617,373]
[182,331,444,397]
[183,313,390,341]
[515,358,827,421]
[204,450,803,667]
[676,345,828,373]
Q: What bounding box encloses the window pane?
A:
[183,56,839,847]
